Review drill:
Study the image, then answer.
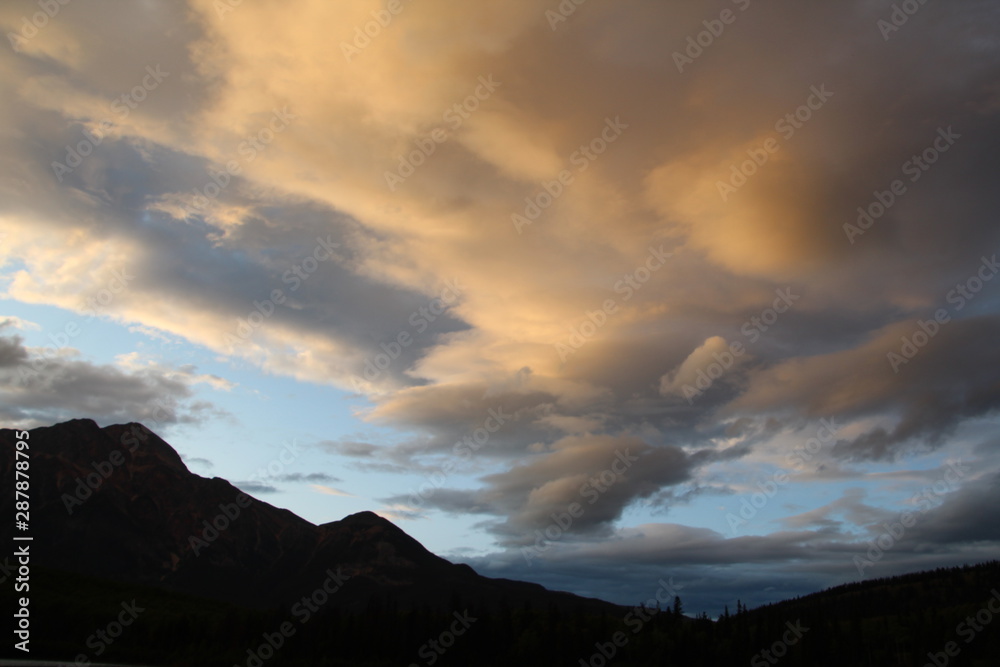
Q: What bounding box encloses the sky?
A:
[1,0,999,615]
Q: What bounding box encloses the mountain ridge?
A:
[0,418,619,614]
[3,419,1000,666]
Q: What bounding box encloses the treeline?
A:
[2,561,999,666]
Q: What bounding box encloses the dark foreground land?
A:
[2,560,1000,666]
[1,421,999,666]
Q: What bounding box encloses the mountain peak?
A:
[0,419,619,614]
[104,421,189,472]
[338,510,393,525]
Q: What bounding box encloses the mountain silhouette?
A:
[2,420,1000,666]
[0,419,617,613]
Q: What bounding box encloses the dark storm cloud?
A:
[0,331,29,367]
[905,471,1000,545]
[383,433,704,543]
[463,472,1000,613]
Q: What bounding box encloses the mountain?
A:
[0,419,617,613]
[2,420,999,666]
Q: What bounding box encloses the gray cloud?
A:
[319,439,378,458]
[271,472,341,483]
[463,467,1000,613]
[183,456,213,469]
[235,481,279,495]
[0,329,226,429]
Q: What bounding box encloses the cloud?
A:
[659,336,750,399]
[778,488,890,531]
[232,472,343,496]
[375,503,424,522]
[274,472,341,484]
[730,317,1000,461]
[319,439,378,458]
[462,466,1000,609]
[236,481,279,495]
[115,352,236,392]
[310,484,356,498]
[183,455,213,469]
[0,317,40,332]
[382,432,701,543]
[0,329,227,429]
